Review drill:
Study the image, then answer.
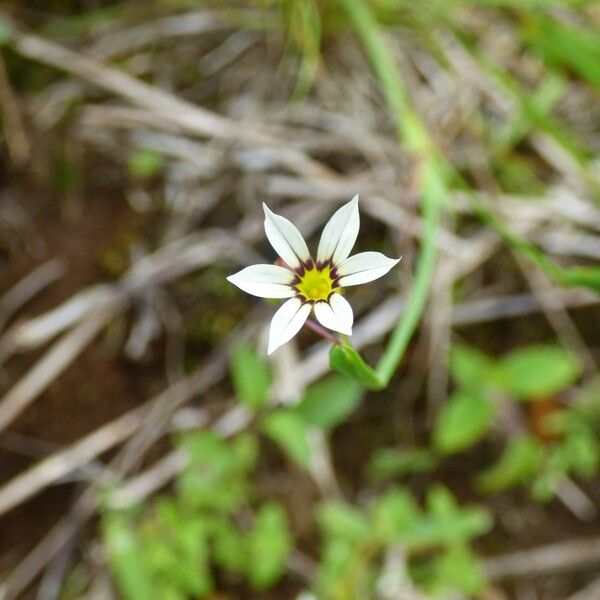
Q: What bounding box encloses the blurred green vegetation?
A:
[101,341,600,598]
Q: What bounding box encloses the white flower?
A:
[227,195,400,354]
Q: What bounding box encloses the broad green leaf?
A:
[450,345,493,391]
[230,343,271,410]
[433,392,494,454]
[296,375,362,430]
[400,508,491,549]
[211,519,246,574]
[564,427,599,478]
[426,485,458,516]
[177,432,256,511]
[400,487,492,549]
[429,546,486,596]
[143,503,211,597]
[371,487,420,543]
[261,409,311,468]
[494,345,581,399]
[476,435,544,493]
[246,503,292,589]
[318,501,371,543]
[329,344,382,390]
[103,515,156,600]
[316,537,372,599]
[367,447,438,481]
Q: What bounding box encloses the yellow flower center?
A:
[296,265,337,302]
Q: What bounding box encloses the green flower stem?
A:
[377,163,443,384]
[337,0,444,387]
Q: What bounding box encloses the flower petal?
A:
[268,297,311,354]
[338,252,401,287]
[263,203,311,268]
[313,293,353,335]
[317,194,360,265]
[227,264,296,298]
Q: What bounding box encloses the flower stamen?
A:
[295,265,338,302]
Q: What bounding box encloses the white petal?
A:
[317,194,360,264]
[263,203,310,269]
[227,264,296,298]
[313,293,353,335]
[338,252,401,287]
[268,297,311,354]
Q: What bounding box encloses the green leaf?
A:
[564,427,600,478]
[399,486,492,549]
[476,435,544,493]
[261,409,311,468]
[372,486,492,550]
[562,266,600,294]
[494,345,581,399]
[231,343,271,411]
[450,345,493,392]
[102,515,156,600]
[524,16,600,92]
[329,343,382,390]
[318,501,371,543]
[367,447,438,481]
[211,519,246,574]
[426,485,458,516]
[315,537,372,598]
[429,546,486,596]
[371,487,420,543]
[296,375,362,430]
[177,432,256,511]
[246,503,292,589]
[433,392,494,454]
[143,501,212,597]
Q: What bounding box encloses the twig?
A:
[8,25,333,181]
[0,352,227,517]
[8,285,114,351]
[0,234,250,432]
[307,429,344,501]
[0,384,141,517]
[566,576,600,600]
[484,536,600,581]
[0,258,65,332]
[88,11,227,60]
[0,302,121,433]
